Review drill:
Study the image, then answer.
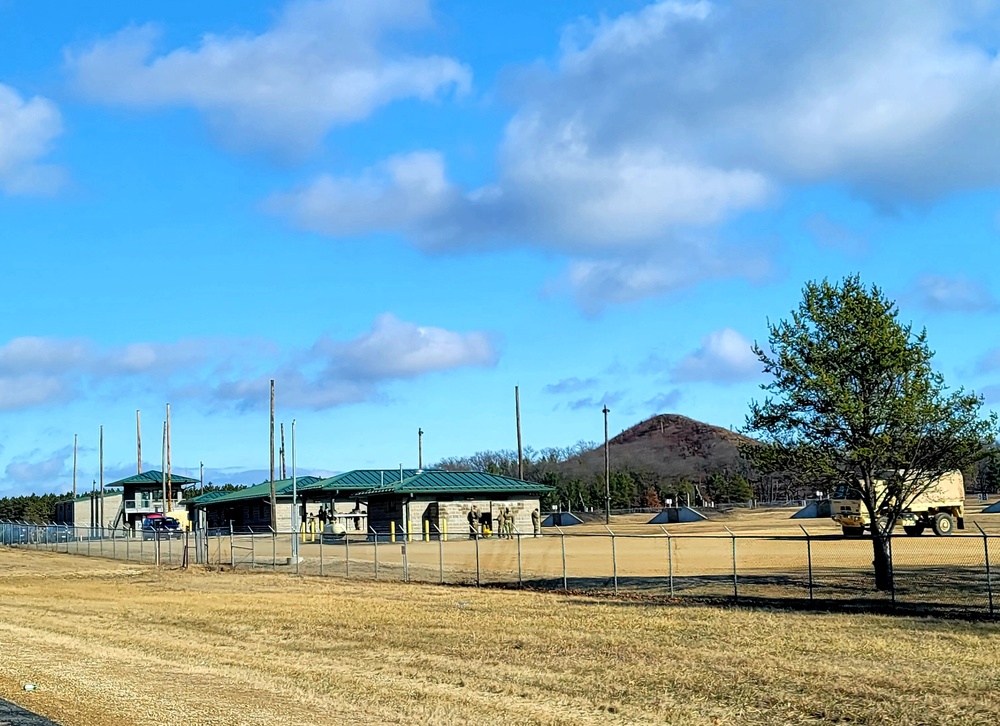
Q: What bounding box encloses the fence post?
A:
[125,531,130,563]
[229,523,234,568]
[605,525,618,595]
[799,524,814,602]
[516,528,523,588]
[977,524,994,616]
[319,527,324,577]
[659,526,673,598]
[371,527,379,580]
[475,529,481,587]
[888,534,896,607]
[436,525,444,585]
[345,531,350,579]
[271,527,277,571]
[168,531,173,565]
[725,526,738,602]
[557,526,567,591]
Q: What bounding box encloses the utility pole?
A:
[199,461,204,497]
[99,425,104,531]
[269,379,277,531]
[166,403,172,511]
[72,434,78,499]
[515,386,523,480]
[136,409,142,474]
[291,419,298,560]
[161,422,167,513]
[603,405,610,525]
[418,428,423,470]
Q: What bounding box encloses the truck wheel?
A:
[841,526,864,537]
[932,513,954,536]
[903,525,925,536]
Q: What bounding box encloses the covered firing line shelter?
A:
[357,470,554,540]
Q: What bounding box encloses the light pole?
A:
[291,419,298,560]
[603,405,610,524]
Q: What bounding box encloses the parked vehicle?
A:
[831,470,965,537]
[141,514,181,540]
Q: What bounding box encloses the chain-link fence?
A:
[3,519,997,617]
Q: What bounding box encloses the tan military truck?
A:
[831,470,965,537]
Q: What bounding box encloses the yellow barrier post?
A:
[442,519,448,542]
[423,520,429,542]
[406,520,412,543]
[390,521,396,543]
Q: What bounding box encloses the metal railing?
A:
[3,519,999,618]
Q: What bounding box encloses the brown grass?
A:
[1,547,1000,725]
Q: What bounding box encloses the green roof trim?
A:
[300,469,429,496]
[106,470,200,487]
[358,471,554,498]
[193,476,323,506]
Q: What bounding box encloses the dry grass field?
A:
[2,546,1000,725]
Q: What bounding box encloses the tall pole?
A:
[72,434,78,499]
[99,425,104,529]
[280,422,287,480]
[291,419,298,559]
[515,386,523,480]
[269,379,277,531]
[418,428,423,470]
[603,405,611,525]
[200,461,204,497]
[161,422,167,513]
[136,409,142,474]
[165,403,172,511]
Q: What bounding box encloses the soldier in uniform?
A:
[531,507,541,537]
[504,507,514,538]
[468,506,478,539]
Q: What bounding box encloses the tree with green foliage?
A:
[743,276,998,591]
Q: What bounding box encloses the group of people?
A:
[467,505,542,538]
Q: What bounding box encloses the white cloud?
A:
[208,313,498,411]
[67,0,471,153]
[275,0,1000,308]
[0,83,64,194]
[672,328,760,384]
[5,449,69,485]
[645,390,682,412]
[909,274,999,313]
[544,377,598,395]
[567,391,623,411]
[0,375,70,411]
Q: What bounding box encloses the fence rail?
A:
[2,519,997,618]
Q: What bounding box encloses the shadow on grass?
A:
[502,566,999,621]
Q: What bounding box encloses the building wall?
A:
[59,493,124,529]
[364,496,541,539]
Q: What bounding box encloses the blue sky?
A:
[2,0,1000,495]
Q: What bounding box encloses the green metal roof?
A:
[194,476,323,506]
[358,471,554,498]
[183,489,233,505]
[107,470,200,487]
[300,469,428,496]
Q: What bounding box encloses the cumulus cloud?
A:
[0,336,242,410]
[5,448,70,484]
[276,0,1000,307]
[0,83,64,194]
[909,274,999,313]
[67,0,470,153]
[672,328,760,384]
[209,313,499,410]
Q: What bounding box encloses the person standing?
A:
[504,507,514,539]
[531,507,540,537]
[468,506,478,539]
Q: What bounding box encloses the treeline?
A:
[435,446,756,510]
[0,492,72,523]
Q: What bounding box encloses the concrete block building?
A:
[360,470,554,539]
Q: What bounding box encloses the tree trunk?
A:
[871,533,893,592]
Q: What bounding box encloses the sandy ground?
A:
[2,547,1000,726]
